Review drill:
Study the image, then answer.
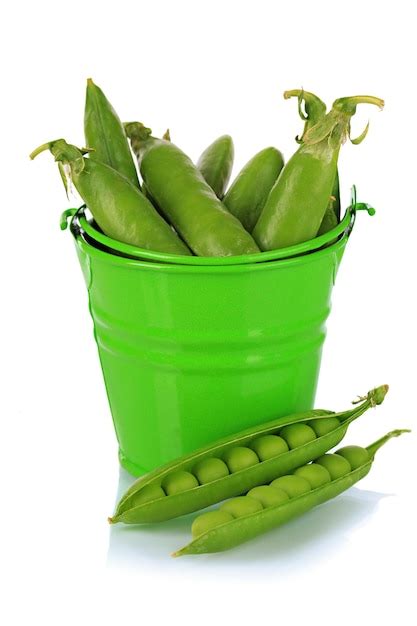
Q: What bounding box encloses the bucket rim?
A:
[64,186,374,270]
[64,184,372,266]
[73,219,352,274]
[71,206,353,266]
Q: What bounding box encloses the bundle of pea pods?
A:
[108,385,409,556]
[30,80,384,257]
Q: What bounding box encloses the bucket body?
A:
[74,229,347,476]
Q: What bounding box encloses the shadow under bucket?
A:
[66,198,370,476]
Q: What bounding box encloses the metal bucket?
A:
[64,193,371,476]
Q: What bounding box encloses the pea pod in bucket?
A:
[174,429,410,556]
[125,122,260,257]
[253,94,384,250]
[29,139,191,256]
[110,385,388,524]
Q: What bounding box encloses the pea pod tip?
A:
[370,384,389,406]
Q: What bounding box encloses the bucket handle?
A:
[347,184,375,236]
[60,206,86,237]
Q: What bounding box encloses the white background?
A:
[1,1,416,624]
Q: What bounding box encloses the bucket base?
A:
[118,449,148,477]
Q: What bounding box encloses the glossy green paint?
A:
[125,122,259,256]
[254,95,383,250]
[84,79,140,188]
[174,429,408,556]
[109,386,387,523]
[31,140,190,255]
[71,214,352,476]
[223,147,284,232]
[197,135,234,198]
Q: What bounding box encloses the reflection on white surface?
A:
[107,466,391,575]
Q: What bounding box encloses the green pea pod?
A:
[253,94,384,250]
[84,79,140,189]
[197,135,234,198]
[223,147,285,232]
[174,428,409,556]
[125,122,260,257]
[29,139,191,256]
[109,385,388,524]
[284,89,341,231]
[317,182,339,235]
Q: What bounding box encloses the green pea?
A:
[270,475,312,498]
[193,458,229,484]
[129,483,166,507]
[293,463,331,488]
[162,470,199,496]
[223,447,259,473]
[191,510,234,539]
[250,435,289,461]
[309,416,340,437]
[247,485,289,508]
[220,496,263,518]
[336,445,370,470]
[279,423,317,449]
[315,453,352,479]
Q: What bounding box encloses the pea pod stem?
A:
[283,89,326,143]
[366,429,410,459]
[172,429,409,557]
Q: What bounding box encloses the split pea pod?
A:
[109,385,388,524]
[29,139,192,255]
[125,122,260,257]
[197,135,234,198]
[223,147,285,232]
[284,89,340,233]
[253,94,384,250]
[174,428,409,556]
[84,79,140,188]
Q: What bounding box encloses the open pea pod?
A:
[110,385,388,524]
[174,428,409,556]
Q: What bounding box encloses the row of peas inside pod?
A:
[109,385,390,529]
[31,79,384,261]
[175,429,408,556]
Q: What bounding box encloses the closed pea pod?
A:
[84,79,140,188]
[197,135,234,198]
[284,89,341,232]
[174,429,409,556]
[125,122,260,257]
[223,147,285,232]
[109,385,388,524]
[29,139,192,256]
[253,95,384,250]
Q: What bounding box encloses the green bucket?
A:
[63,193,372,476]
